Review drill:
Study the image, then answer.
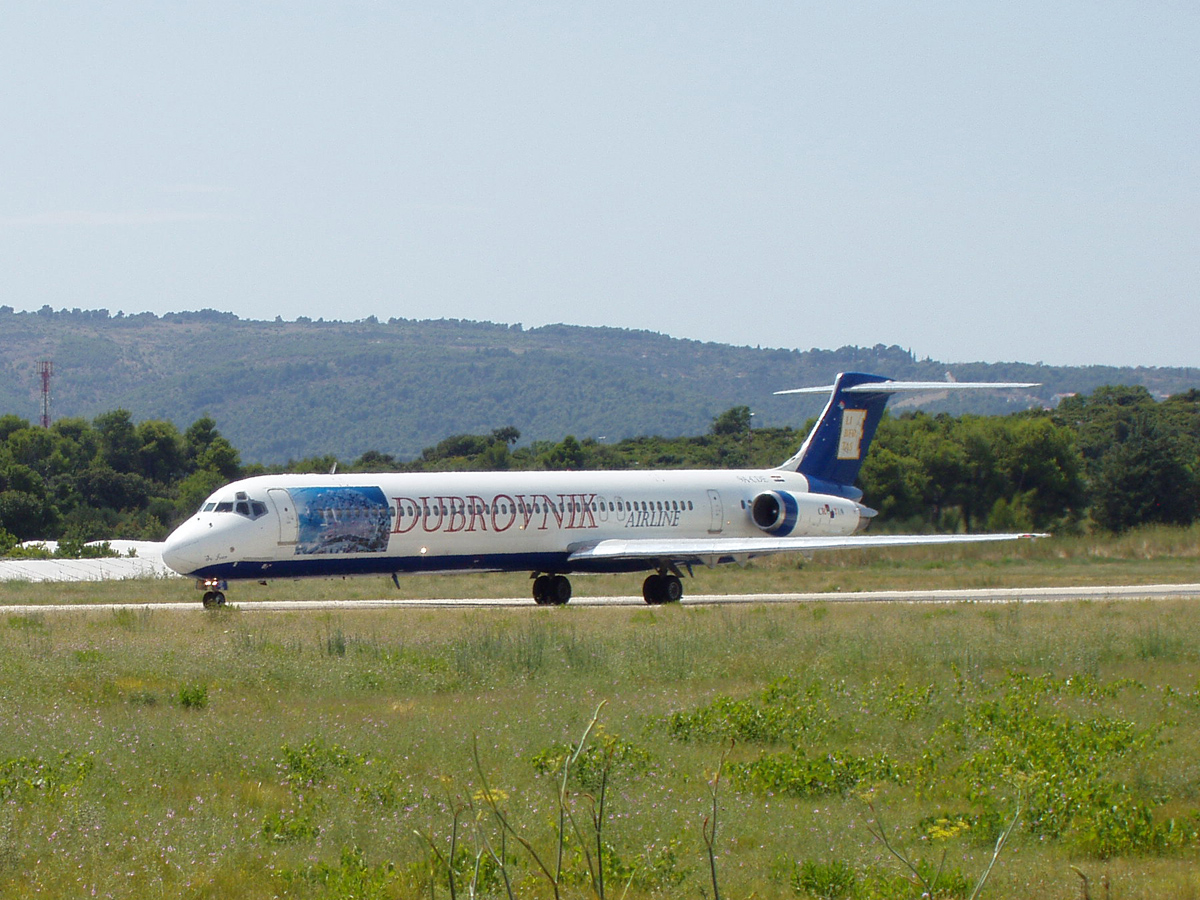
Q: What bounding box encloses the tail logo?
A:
[837,409,868,460]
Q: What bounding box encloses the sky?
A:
[1,2,1197,368]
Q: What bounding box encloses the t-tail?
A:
[775,372,1040,500]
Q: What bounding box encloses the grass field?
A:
[2,527,1199,898]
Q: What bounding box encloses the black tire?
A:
[213,591,226,606]
[201,591,216,609]
[548,574,572,605]
[643,574,665,605]
[661,574,683,603]
[533,574,553,605]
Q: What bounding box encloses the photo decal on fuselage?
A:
[292,486,392,555]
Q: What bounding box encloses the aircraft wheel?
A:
[661,574,683,603]
[532,574,553,605]
[644,574,683,605]
[213,591,226,607]
[548,574,572,605]
[642,574,664,605]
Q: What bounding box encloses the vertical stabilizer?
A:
[775,372,1040,499]
[776,372,892,497]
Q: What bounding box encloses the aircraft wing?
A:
[567,532,1046,564]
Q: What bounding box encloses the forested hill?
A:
[2,306,1198,464]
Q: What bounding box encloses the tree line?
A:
[2,384,1197,552]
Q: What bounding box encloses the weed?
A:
[531,727,654,791]
[324,625,347,657]
[733,748,904,798]
[5,614,46,634]
[279,739,363,788]
[261,805,322,842]
[175,681,208,709]
[281,845,396,898]
[110,606,153,632]
[668,676,833,744]
[794,858,857,899]
[0,753,91,802]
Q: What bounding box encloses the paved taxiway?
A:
[3,582,1200,615]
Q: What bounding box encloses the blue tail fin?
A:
[775,372,1041,499]
[777,372,895,499]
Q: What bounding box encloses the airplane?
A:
[161,372,1043,608]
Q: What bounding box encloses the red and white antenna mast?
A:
[38,360,53,428]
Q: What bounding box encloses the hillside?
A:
[2,306,1198,464]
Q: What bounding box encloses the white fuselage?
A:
[161,468,867,581]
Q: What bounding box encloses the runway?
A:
[3,582,1200,614]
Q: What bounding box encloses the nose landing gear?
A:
[201,590,227,609]
[196,578,228,609]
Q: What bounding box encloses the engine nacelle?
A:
[750,490,870,537]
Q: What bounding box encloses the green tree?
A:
[197,436,241,479]
[183,415,222,465]
[94,409,141,473]
[711,406,752,436]
[0,463,57,539]
[491,425,521,445]
[540,435,587,470]
[137,420,186,484]
[1090,414,1197,532]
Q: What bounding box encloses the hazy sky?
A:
[2,2,1197,367]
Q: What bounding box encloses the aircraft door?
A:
[707,489,723,533]
[267,489,298,545]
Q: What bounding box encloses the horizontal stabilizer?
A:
[773,372,1042,490]
[775,380,1040,395]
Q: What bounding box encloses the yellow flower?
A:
[473,787,509,805]
[925,817,970,841]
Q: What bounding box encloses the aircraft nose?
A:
[162,521,214,575]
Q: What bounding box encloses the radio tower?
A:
[38,360,53,428]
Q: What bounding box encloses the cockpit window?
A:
[206,497,269,518]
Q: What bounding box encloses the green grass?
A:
[1,584,1199,898]
[1,524,1200,897]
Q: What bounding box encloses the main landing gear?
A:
[531,572,685,606]
[642,573,683,605]
[532,573,572,606]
